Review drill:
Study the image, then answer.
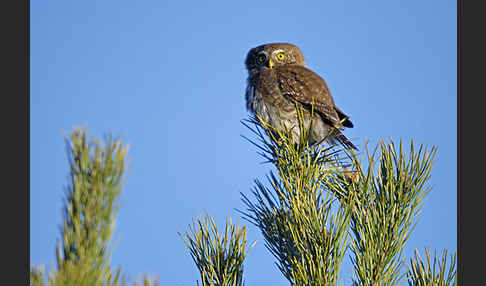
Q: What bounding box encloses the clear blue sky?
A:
[30,0,456,285]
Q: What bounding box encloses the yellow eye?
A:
[276,52,286,61]
[256,54,266,64]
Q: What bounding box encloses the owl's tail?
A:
[332,130,358,151]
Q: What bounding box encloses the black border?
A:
[19,0,472,284]
[4,0,29,284]
[459,0,483,284]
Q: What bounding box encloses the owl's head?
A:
[245,43,306,73]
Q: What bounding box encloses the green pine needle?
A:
[31,127,129,286]
[180,215,254,286]
[407,248,457,286]
[240,109,356,286]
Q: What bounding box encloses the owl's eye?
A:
[276,52,286,61]
[256,54,266,64]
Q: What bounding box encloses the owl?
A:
[244,42,357,150]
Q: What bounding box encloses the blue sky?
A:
[30,0,456,285]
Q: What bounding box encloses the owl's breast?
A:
[246,70,290,110]
[245,71,332,145]
[245,74,300,133]
[245,81,275,123]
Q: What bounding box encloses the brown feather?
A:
[273,65,345,129]
[244,43,357,150]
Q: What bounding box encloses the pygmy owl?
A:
[244,43,357,150]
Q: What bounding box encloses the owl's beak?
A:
[268,59,275,69]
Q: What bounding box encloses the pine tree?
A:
[31,110,456,285]
[30,128,159,286]
[183,109,456,286]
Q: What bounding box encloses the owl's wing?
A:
[275,65,350,129]
[334,106,354,128]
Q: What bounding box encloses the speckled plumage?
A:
[244,43,357,150]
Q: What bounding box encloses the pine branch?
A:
[30,265,46,286]
[407,248,456,286]
[131,274,160,286]
[240,110,356,286]
[345,140,438,286]
[36,127,130,286]
[180,215,253,286]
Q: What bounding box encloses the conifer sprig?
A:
[30,265,46,286]
[180,215,253,286]
[240,111,355,286]
[407,248,457,286]
[345,140,438,286]
[132,275,160,286]
[31,127,129,286]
